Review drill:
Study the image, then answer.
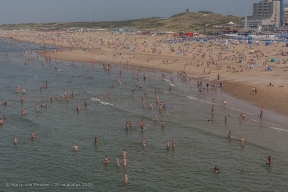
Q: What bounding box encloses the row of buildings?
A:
[246,0,288,29]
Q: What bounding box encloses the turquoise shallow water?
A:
[0,38,288,192]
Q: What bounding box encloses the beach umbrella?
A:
[250,50,254,53]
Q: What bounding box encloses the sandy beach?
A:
[1,30,287,115]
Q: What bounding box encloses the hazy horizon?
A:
[1,0,288,25]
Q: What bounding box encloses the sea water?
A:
[0,38,288,191]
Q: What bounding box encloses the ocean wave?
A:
[164,78,175,86]
[91,98,113,106]
[187,96,214,104]
[267,126,288,132]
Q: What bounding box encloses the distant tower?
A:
[244,1,248,29]
[280,0,284,26]
[186,9,189,13]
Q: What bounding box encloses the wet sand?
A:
[1,30,287,115]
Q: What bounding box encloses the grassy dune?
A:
[0,11,242,33]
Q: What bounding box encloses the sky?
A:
[0,0,288,24]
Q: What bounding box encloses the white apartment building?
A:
[284,7,288,26]
[246,0,281,28]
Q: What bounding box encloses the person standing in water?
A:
[124,175,128,184]
[142,138,146,147]
[14,136,18,144]
[74,144,78,152]
[161,118,165,126]
[241,137,245,145]
[172,138,176,148]
[116,158,120,167]
[154,115,157,121]
[123,158,127,167]
[260,106,264,119]
[104,156,108,164]
[95,138,98,146]
[122,149,127,159]
[166,141,170,151]
[267,156,272,167]
[228,131,233,138]
[30,132,35,139]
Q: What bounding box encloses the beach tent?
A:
[248,37,253,41]
[250,50,254,53]
[267,67,272,71]
[266,42,271,46]
[270,58,276,62]
[286,43,288,47]
[83,48,87,51]
[248,41,252,44]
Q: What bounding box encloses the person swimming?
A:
[214,167,219,173]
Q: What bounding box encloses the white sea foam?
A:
[91,98,113,106]
[164,79,175,86]
[267,127,288,132]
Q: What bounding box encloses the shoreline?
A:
[1,30,287,116]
